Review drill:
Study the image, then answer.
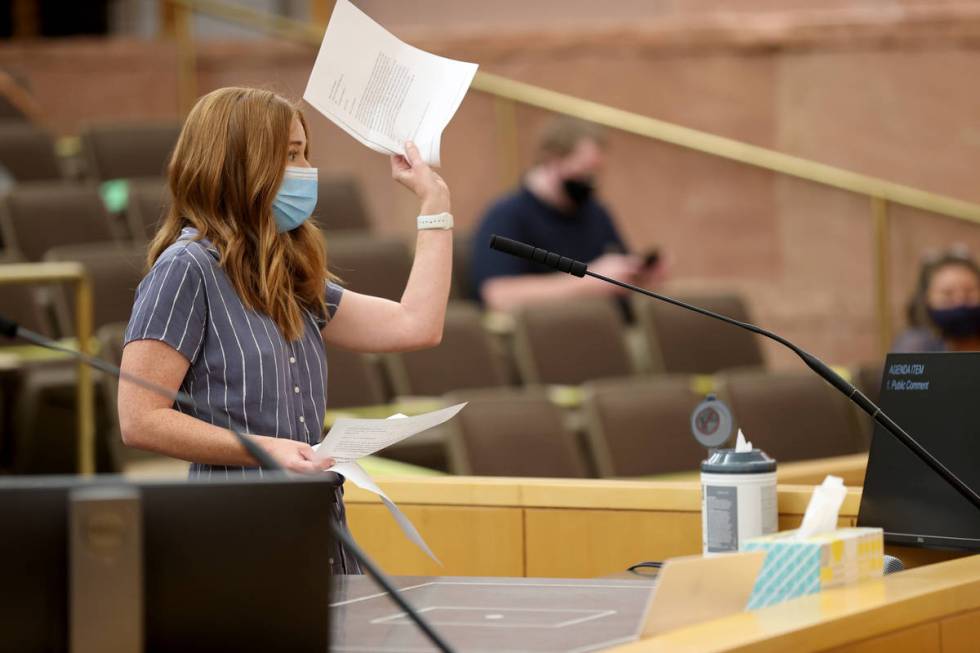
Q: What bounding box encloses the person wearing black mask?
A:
[893,248,980,352]
[469,116,661,311]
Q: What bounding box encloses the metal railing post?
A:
[173,2,198,116]
[0,263,96,475]
[493,97,521,190]
[872,197,893,356]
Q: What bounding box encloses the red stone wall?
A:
[4,2,980,367]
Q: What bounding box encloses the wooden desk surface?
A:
[606,554,980,653]
[330,555,980,653]
[343,476,863,515]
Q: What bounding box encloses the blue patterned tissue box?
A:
[741,527,883,609]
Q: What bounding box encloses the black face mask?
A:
[928,304,980,339]
[562,177,595,207]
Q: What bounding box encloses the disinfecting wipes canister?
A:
[701,449,778,554]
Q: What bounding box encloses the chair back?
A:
[384,302,508,396]
[327,234,412,301]
[0,183,116,261]
[719,370,865,462]
[584,375,708,477]
[513,297,633,385]
[44,243,146,336]
[445,387,589,477]
[316,177,371,232]
[636,293,764,374]
[81,122,180,181]
[0,123,62,181]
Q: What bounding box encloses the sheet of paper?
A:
[314,403,466,464]
[331,461,440,564]
[303,0,478,166]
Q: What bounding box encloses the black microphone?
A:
[0,315,457,653]
[488,235,980,511]
[882,554,905,575]
[490,235,587,277]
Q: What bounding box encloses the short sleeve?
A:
[326,281,344,320]
[124,251,207,363]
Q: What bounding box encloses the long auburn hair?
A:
[148,87,330,341]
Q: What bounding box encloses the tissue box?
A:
[741,527,883,609]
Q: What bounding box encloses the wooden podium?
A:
[342,472,979,652]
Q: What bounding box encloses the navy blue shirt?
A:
[469,186,625,301]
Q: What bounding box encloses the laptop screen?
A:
[857,352,980,551]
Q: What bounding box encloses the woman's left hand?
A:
[391,141,451,215]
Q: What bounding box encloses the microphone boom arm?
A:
[488,234,980,511]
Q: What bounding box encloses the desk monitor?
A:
[858,352,980,551]
[0,475,335,653]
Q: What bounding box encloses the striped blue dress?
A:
[124,227,360,574]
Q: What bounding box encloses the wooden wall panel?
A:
[524,509,702,578]
[820,622,940,653]
[346,504,524,577]
[940,609,980,653]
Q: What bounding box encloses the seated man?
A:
[470,116,652,311]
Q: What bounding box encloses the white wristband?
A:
[417,212,454,230]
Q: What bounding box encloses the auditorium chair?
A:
[326,233,413,302]
[315,176,371,232]
[0,122,63,182]
[718,369,866,462]
[0,182,119,262]
[43,243,146,337]
[444,386,589,477]
[583,375,709,477]
[635,292,765,374]
[9,360,118,475]
[450,231,474,300]
[512,297,634,385]
[324,345,389,409]
[80,122,181,181]
[126,177,171,241]
[383,302,509,397]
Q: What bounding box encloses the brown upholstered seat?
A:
[0,182,118,261]
[43,243,146,336]
[324,345,388,409]
[450,231,474,300]
[635,292,764,374]
[80,122,180,181]
[583,375,709,477]
[326,233,413,302]
[512,297,634,385]
[384,302,508,397]
[0,122,62,182]
[719,369,865,462]
[126,177,170,241]
[444,387,588,478]
[316,177,371,232]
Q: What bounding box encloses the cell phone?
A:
[643,248,661,268]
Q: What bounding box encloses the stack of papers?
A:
[312,403,466,562]
[303,0,478,166]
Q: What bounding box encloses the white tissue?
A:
[735,429,753,452]
[796,475,847,539]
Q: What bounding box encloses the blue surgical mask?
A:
[272,166,318,233]
[928,304,980,339]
